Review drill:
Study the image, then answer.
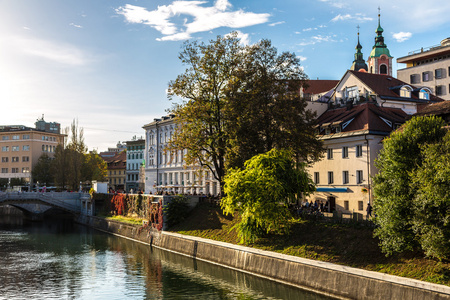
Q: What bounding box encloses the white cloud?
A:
[393,31,412,42]
[303,28,313,32]
[12,37,91,66]
[298,35,336,46]
[116,0,270,41]
[318,0,347,8]
[70,23,83,28]
[297,55,307,61]
[268,21,285,27]
[331,13,372,22]
[227,30,250,45]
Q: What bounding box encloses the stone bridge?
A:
[0,192,93,219]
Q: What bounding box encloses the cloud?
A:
[227,30,250,45]
[393,31,412,42]
[268,21,285,27]
[318,0,347,8]
[297,55,307,61]
[331,13,373,22]
[70,23,83,28]
[12,37,91,66]
[298,35,336,46]
[116,0,270,41]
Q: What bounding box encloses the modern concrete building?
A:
[125,138,145,192]
[142,114,221,196]
[0,117,65,190]
[397,37,450,101]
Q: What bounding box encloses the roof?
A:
[302,80,339,94]
[103,151,127,170]
[346,70,444,102]
[414,101,450,116]
[316,102,408,136]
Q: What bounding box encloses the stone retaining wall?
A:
[77,215,450,300]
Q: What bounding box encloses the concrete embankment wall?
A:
[78,215,450,300]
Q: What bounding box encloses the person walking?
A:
[366,202,372,218]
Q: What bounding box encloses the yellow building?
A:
[0,117,65,189]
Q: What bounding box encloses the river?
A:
[0,215,333,300]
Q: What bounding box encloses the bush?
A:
[164,195,190,228]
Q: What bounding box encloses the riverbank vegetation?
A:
[170,202,450,286]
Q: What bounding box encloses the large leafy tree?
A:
[411,131,450,260]
[32,153,53,186]
[168,32,243,191]
[227,39,323,168]
[168,32,322,193]
[373,116,446,257]
[221,149,315,244]
[82,150,107,182]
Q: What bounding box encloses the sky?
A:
[1,0,450,152]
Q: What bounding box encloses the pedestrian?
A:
[366,202,372,218]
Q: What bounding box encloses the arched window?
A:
[419,88,431,100]
[380,64,387,74]
[400,86,412,98]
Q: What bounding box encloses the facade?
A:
[143,114,221,196]
[125,138,145,192]
[0,117,65,189]
[104,151,126,192]
[307,102,408,214]
[397,37,450,101]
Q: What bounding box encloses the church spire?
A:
[367,7,393,75]
[351,25,368,72]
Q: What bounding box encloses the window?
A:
[22,156,29,162]
[2,136,9,140]
[380,64,387,74]
[12,146,19,152]
[344,201,349,211]
[327,148,333,159]
[12,135,20,140]
[12,157,19,162]
[23,145,30,151]
[2,146,9,152]
[343,171,349,184]
[1,157,8,162]
[419,88,430,100]
[328,171,334,184]
[11,168,19,173]
[314,172,320,184]
[400,86,411,98]
[342,147,348,158]
[1,168,8,173]
[42,145,45,151]
[356,145,363,157]
[422,71,431,82]
[358,201,363,211]
[22,167,30,173]
[356,170,363,184]
[435,85,445,96]
[22,134,30,140]
[435,68,443,79]
[410,74,420,84]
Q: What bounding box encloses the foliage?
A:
[226,39,323,168]
[163,195,190,228]
[111,193,127,215]
[373,116,447,258]
[168,32,322,193]
[32,153,53,186]
[221,149,315,244]
[411,131,450,260]
[82,150,107,182]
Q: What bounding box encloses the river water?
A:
[0,215,333,300]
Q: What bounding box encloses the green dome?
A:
[369,46,392,58]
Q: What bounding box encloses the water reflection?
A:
[0,215,333,300]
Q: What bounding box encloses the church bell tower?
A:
[367,8,393,76]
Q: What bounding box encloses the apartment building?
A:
[0,117,65,189]
[397,37,450,100]
[125,138,145,192]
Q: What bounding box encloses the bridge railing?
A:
[0,192,83,213]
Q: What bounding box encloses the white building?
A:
[142,114,221,196]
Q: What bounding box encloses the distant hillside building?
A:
[0,116,65,189]
[397,37,450,100]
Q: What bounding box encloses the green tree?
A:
[168,32,243,192]
[221,149,315,244]
[32,153,53,186]
[52,144,69,189]
[82,151,107,182]
[227,39,323,168]
[411,131,450,260]
[373,116,446,256]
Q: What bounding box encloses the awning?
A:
[316,187,349,193]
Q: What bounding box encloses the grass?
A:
[169,202,450,286]
[105,215,144,226]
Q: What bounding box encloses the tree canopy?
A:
[372,115,448,259]
[221,149,315,244]
[168,32,323,192]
